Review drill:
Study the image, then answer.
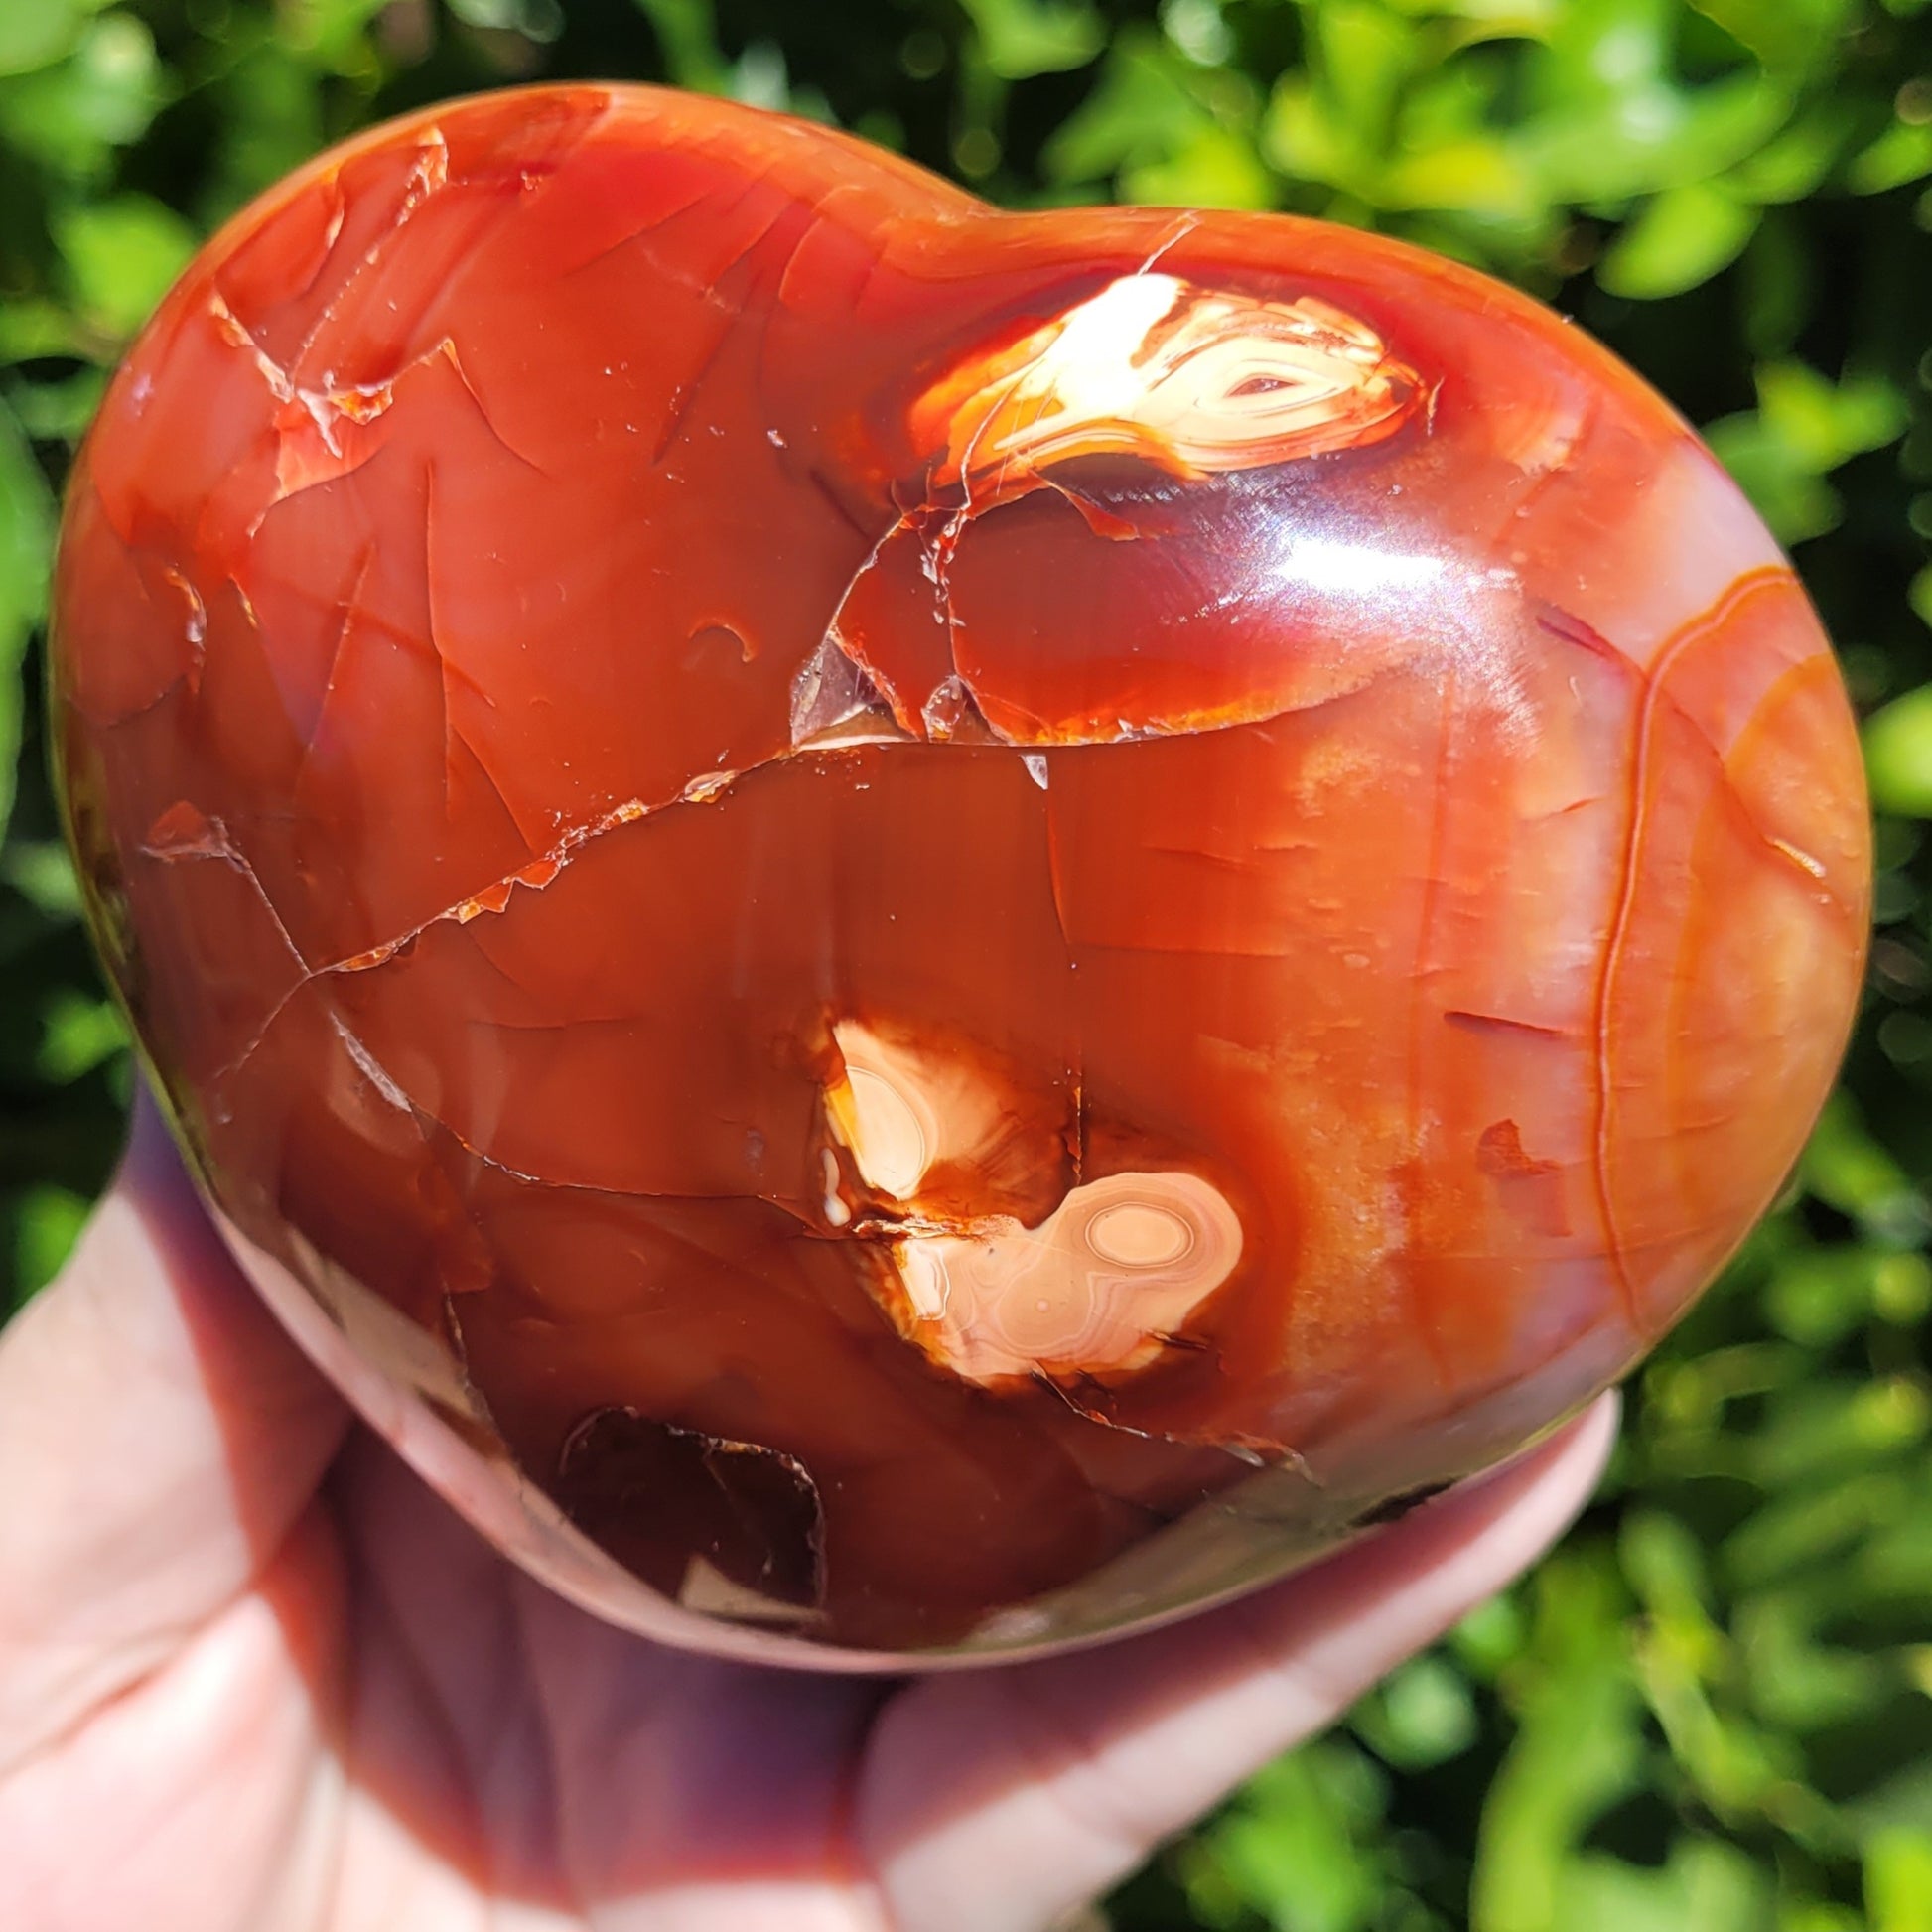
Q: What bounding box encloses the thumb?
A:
[0,1090,347,1774]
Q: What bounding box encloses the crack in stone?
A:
[1129,208,1202,283]
[291,127,450,374]
[419,457,536,841]
[319,999,836,1231]
[1031,1363,1302,1472]
[195,776,727,1089]
[140,803,316,982]
[210,305,549,531]
[292,540,377,793]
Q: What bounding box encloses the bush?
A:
[3,3,1928,1925]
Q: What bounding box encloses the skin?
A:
[0,1092,1615,1932]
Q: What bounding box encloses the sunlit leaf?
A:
[52,192,198,339]
[0,12,166,182]
[0,0,90,79]
[1472,1555,1646,1932]
[37,988,126,1083]
[1851,118,1932,195]
[1181,1744,1393,1932]
[1352,1653,1480,1769]
[1125,123,1275,207]
[1046,30,1243,193]
[1,841,84,920]
[1261,74,1362,193]
[1313,0,1418,147]
[1867,1828,1932,1932]
[8,1185,89,1303]
[447,0,566,41]
[1555,1840,1772,1932]
[960,0,1105,80]
[1706,360,1910,543]
[1687,0,1858,71]
[1865,685,1932,817]
[1519,72,1793,206]
[1597,178,1758,295]
[1379,134,1545,218]
[1726,102,1855,203]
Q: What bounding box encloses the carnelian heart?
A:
[50,85,1870,1665]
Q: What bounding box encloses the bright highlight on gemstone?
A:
[49,84,1870,1667]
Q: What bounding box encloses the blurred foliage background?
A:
[1,0,1929,1925]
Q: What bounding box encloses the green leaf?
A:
[1160,0,1235,69]
[1865,685,1932,817]
[1597,179,1759,296]
[1520,70,1794,206]
[1726,103,1856,204]
[0,396,55,844]
[1764,1246,1891,1348]
[280,0,390,70]
[1800,1094,1929,1244]
[0,301,85,366]
[1851,118,1932,195]
[1868,1829,1932,1932]
[1472,1554,1646,1932]
[1736,211,1810,355]
[630,0,732,92]
[37,989,126,1084]
[446,0,565,41]
[1314,0,1419,149]
[1736,1592,1891,1731]
[1124,123,1276,208]
[1,841,84,920]
[1382,0,1558,29]
[1452,1590,1530,1677]
[1756,359,1912,466]
[1532,0,1670,111]
[1560,1840,1773,1932]
[0,12,166,181]
[1706,360,1910,544]
[52,192,198,339]
[1261,75,1363,194]
[1380,134,1547,219]
[8,1185,89,1303]
[0,0,89,78]
[960,0,1104,80]
[1687,0,1858,72]
[1183,1742,1393,1932]
[1725,1469,1915,1590]
[1352,1653,1480,1769]
[1045,32,1240,192]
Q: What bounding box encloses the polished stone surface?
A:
[51,85,1869,1665]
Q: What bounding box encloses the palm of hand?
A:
[0,1106,1612,1932]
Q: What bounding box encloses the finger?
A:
[0,1092,348,1773]
[862,1393,1617,1932]
[515,1574,892,1930]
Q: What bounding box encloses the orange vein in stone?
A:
[1588,567,1786,1336]
[1591,696,1649,1336]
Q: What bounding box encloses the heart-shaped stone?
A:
[51,85,1869,1665]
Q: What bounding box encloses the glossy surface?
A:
[50,85,1870,1665]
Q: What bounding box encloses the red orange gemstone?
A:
[50,86,1870,1664]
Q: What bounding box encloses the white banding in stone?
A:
[892,1169,1242,1384]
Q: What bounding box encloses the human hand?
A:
[0,1098,1614,1932]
